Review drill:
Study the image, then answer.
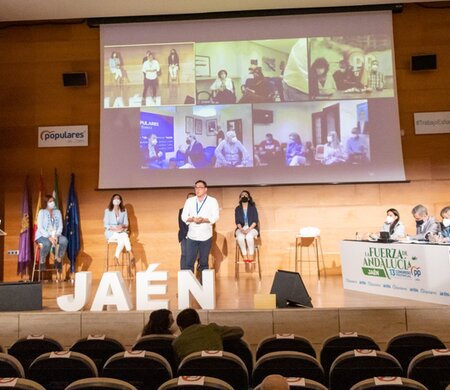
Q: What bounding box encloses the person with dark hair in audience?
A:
[235,190,259,263]
[35,194,68,275]
[381,208,405,240]
[260,374,289,390]
[410,204,439,241]
[142,309,176,336]
[285,132,306,166]
[309,57,335,99]
[333,58,362,91]
[172,308,244,361]
[239,66,274,103]
[178,192,196,269]
[210,69,236,104]
[257,133,282,165]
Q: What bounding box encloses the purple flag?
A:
[18,177,32,275]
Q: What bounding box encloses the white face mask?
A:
[327,136,333,143]
[443,218,450,228]
[386,215,395,224]
[352,133,358,138]
[112,199,121,206]
[231,137,237,143]
[47,201,55,210]
[151,139,157,146]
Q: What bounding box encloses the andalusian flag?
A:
[18,177,32,275]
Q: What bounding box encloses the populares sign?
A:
[38,125,88,147]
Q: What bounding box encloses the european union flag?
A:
[64,173,80,273]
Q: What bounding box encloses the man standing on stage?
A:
[181,180,220,274]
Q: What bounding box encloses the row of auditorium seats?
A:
[0,332,449,389]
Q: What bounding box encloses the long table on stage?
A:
[340,240,450,306]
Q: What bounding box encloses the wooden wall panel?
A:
[1,5,449,281]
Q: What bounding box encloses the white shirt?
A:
[142,59,160,80]
[181,195,220,241]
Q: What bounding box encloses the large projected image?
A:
[99,12,405,188]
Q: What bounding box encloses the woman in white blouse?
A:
[104,194,135,262]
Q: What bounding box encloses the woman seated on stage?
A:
[235,190,259,263]
[35,195,68,274]
[104,194,135,264]
[141,309,177,337]
[429,206,450,243]
[380,208,405,240]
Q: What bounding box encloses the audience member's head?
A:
[176,308,201,331]
[411,204,429,224]
[440,206,450,225]
[260,374,289,390]
[142,309,174,336]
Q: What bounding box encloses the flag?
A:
[64,173,80,273]
[18,177,32,275]
[52,168,61,211]
[33,173,45,265]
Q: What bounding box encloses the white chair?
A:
[295,227,326,280]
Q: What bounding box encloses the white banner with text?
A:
[414,111,450,134]
[38,125,88,147]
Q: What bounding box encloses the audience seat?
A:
[70,335,125,375]
[157,376,234,390]
[28,351,98,390]
[407,348,450,390]
[386,331,446,372]
[329,350,403,390]
[252,351,325,388]
[177,350,248,390]
[65,377,138,390]
[0,352,25,377]
[349,376,427,390]
[7,335,63,375]
[222,338,253,377]
[320,333,380,376]
[0,378,46,390]
[255,334,316,360]
[132,334,177,375]
[102,350,172,390]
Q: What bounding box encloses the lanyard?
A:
[196,196,208,215]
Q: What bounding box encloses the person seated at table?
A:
[333,58,363,91]
[104,193,135,263]
[35,195,68,275]
[285,132,306,166]
[215,130,250,167]
[429,206,450,243]
[380,208,406,240]
[179,135,208,169]
[257,133,282,165]
[235,190,259,263]
[346,127,368,164]
[323,131,347,165]
[409,204,439,241]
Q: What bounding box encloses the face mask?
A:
[248,74,254,79]
[327,136,333,142]
[47,201,55,210]
[231,137,237,143]
[151,139,157,145]
[443,218,450,228]
[352,133,358,138]
[386,216,395,224]
[241,196,249,203]
[289,138,295,144]
[113,199,121,206]
[371,65,378,71]
[416,219,424,227]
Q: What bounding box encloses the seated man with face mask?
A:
[409,204,440,241]
[214,130,251,167]
[346,127,368,164]
[179,135,208,169]
[147,133,168,169]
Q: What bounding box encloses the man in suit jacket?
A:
[410,204,439,241]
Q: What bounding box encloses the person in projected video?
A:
[179,135,208,169]
[285,132,306,166]
[323,131,347,165]
[239,67,274,104]
[147,133,167,169]
[235,190,259,263]
[257,133,282,165]
[109,51,123,81]
[210,69,236,104]
[309,57,336,99]
[168,48,180,83]
[346,127,368,164]
[142,51,161,105]
[215,130,250,168]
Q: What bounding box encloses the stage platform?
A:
[0,274,449,352]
